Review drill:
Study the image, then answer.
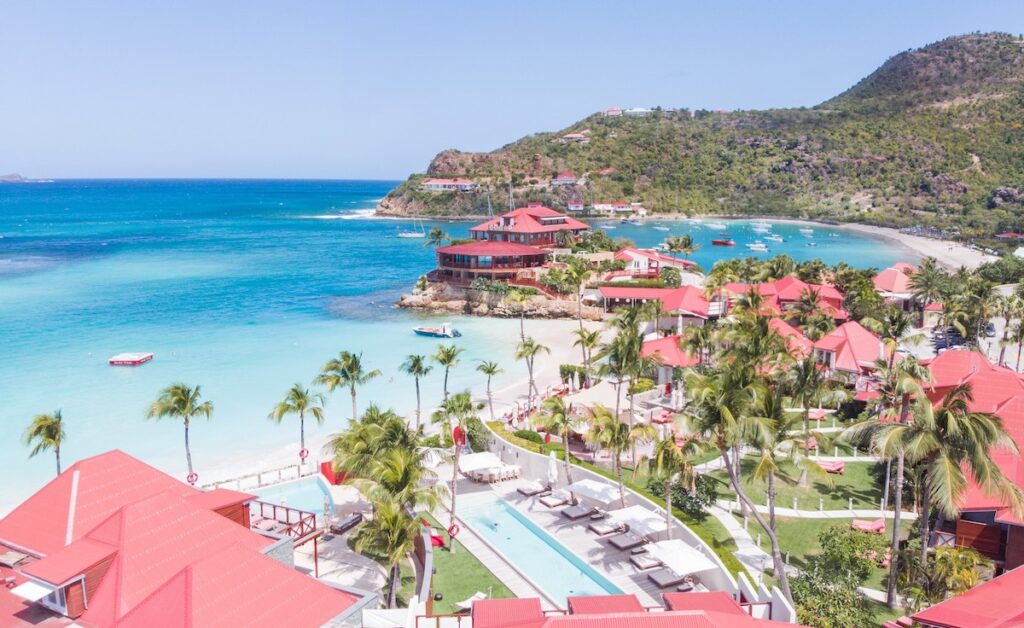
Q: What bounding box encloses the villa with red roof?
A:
[812,320,885,376]
[551,171,577,186]
[873,262,916,310]
[0,450,367,627]
[613,247,697,280]
[911,565,1024,627]
[769,318,813,360]
[598,285,711,320]
[721,276,847,321]
[470,203,589,248]
[420,177,475,192]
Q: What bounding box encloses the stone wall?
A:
[396,282,603,321]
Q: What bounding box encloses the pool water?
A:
[253,476,335,521]
[460,493,622,604]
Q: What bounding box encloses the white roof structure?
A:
[10,580,53,602]
[568,478,620,505]
[458,451,503,473]
[606,505,668,536]
[647,539,719,576]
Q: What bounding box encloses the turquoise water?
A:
[460,493,623,603]
[253,476,334,522]
[0,180,908,512]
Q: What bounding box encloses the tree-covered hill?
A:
[377,33,1024,236]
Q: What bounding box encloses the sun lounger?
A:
[455,591,487,611]
[630,554,663,570]
[588,521,624,536]
[818,460,845,474]
[648,567,689,589]
[539,490,571,508]
[329,513,363,535]
[608,531,646,551]
[851,518,886,534]
[561,503,596,520]
[517,481,550,497]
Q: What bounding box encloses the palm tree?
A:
[646,432,699,538]
[425,227,448,248]
[899,385,1023,566]
[1009,319,1024,371]
[681,324,713,368]
[909,257,947,307]
[585,404,655,507]
[664,234,699,260]
[327,405,419,479]
[400,354,433,429]
[476,360,503,422]
[350,496,420,608]
[995,295,1021,365]
[24,410,67,475]
[680,366,794,604]
[356,447,444,513]
[433,343,463,401]
[269,384,326,463]
[503,290,531,340]
[146,383,213,482]
[516,337,550,403]
[572,327,602,388]
[843,355,931,608]
[317,351,382,422]
[563,262,593,326]
[533,396,580,493]
[432,391,480,553]
[787,356,848,486]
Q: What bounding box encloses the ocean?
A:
[0,179,908,512]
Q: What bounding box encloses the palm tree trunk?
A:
[487,383,495,423]
[415,377,422,430]
[443,367,450,401]
[350,386,358,422]
[1017,342,1022,372]
[577,291,584,328]
[1000,324,1010,365]
[665,477,673,540]
[55,447,61,476]
[563,438,574,495]
[798,405,810,487]
[887,451,905,608]
[388,563,399,608]
[613,380,623,425]
[519,312,525,341]
[722,446,793,603]
[628,381,637,464]
[615,458,626,508]
[300,415,306,455]
[450,445,460,555]
[184,421,194,477]
[919,469,931,567]
[767,470,777,532]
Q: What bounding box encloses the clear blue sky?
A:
[2,1,1022,180]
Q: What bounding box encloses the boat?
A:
[828,232,840,238]
[413,323,461,338]
[751,224,771,233]
[765,234,784,243]
[719,232,731,236]
[707,222,728,230]
[109,352,154,366]
[747,243,768,252]
[628,220,644,226]
[397,228,425,239]
[684,218,703,225]
[602,225,617,230]
[807,242,818,247]
[799,227,814,236]
[711,239,735,247]
[653,225,670,232]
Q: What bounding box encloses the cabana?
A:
[606,505,668,537]
[567,479,620,506]
[458,452,503,473]
[645,539,719,590]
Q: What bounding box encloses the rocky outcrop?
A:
[397,282,603,321]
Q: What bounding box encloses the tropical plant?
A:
[572,327,602,387]
[533,396,580,494]
[400,354,433,429]
[664,234,699,259]
[431,391,481,553]
[355,447,443,513]
[515,337,550,402]
[24,410,67,475]
[433,343,464,401]
[646,431,700,537]
[584,403,655,507]
[476,360,503,422]
[787,356,848,485]
[350,496,421,608]
[269,384,326,463]
[326,405,418,479]
[146,383,213,482]
[897,542,994,612]
[317,351,382,422]
[425,226,448,248]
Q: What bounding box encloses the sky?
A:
[1,1,1023,180]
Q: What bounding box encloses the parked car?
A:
[986,322,997,338]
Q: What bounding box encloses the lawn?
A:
[420,513,515,615]
[710,456,887,511]
[488,421,747,578]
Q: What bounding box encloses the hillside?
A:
[377,33,1024,236]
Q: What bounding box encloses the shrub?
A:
[513,429,545,444]
[645,474,719,519]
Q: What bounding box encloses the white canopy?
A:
[568,478,619,505]
[547,451,559,485]
[459,451,503,473]
[606,505,668,536]
[647,539,718,576]
[10,580,53,602]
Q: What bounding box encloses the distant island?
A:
[378,32,1024,240]
[0,173,27,182]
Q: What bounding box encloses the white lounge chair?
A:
[517,481,550,497]
[539,490,571,508]
[455,591,487,611]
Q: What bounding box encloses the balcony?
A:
[249,500,320,544]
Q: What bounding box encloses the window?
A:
[41,586,67,614]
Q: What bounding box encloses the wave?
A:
[298,208,402,221]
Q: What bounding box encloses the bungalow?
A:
[551,171,578,186]
[0,450,366,627]
[598,285,714,334]
[421,177,475,192]
[642,334,700,386]
[812,320,885,376]
[469,203,589,248]
[912,565,1024,627]
[721,276,847,320]
[434,240,548,284]
[769,317,813,360]
[612,247,698,280]
[925,350,1024,571]
[873,262,916,311]
[557,132,589,144]
[605,106,623,117]
[624,107,654,116]
[566,200,584,212]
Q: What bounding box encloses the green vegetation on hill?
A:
[380,33,1024,237]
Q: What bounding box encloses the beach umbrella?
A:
[567,478,618,505]
[646,539,718,576]
[606,505,668,537]
[547,450,559,486]
[458,451,503,473]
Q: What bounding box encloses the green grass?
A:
[488,421,747,578]
[420,513,515,615]
[710,456,886,511]
[346,534,417,607]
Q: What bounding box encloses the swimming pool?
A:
[253,475,334,522]
[460,493,622,604]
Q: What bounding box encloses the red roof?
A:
[924,302,944,311]
[553,171,577,181]
[470,206,590,236]
[436,241,547,257]
[114,543,358,628]
[423,177,474,185]
[813,321,884,373]
[472,598,545,628]
[599,286,709,317]
[912,565,1024,627]
[873,264,915,294]
[595,167,617,175]
[185,487,255,511]
[721,277,845,319]
[21,538,116,585]
[615,248,697,268]
[568,594,645,614]
[0,450,198,557]
[663,591,746,615]
[768,318,812,359]
[642,335,700,368]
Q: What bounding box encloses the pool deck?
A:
[443,469,668,609]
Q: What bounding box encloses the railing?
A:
[438,260,539,271]
[203,462,318,491]
[507,277,568,300]
[251,500,319,542]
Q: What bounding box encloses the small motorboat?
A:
[109,352,154,366]
[707,222,728,230]
[712,239,735,247]
[653,225,670,232]
[719,232,731,236]
[799,227,814,236]
[747,243,768,252]
[765,234,784,243]
[807,242,818,247]
[413,323,461,338]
